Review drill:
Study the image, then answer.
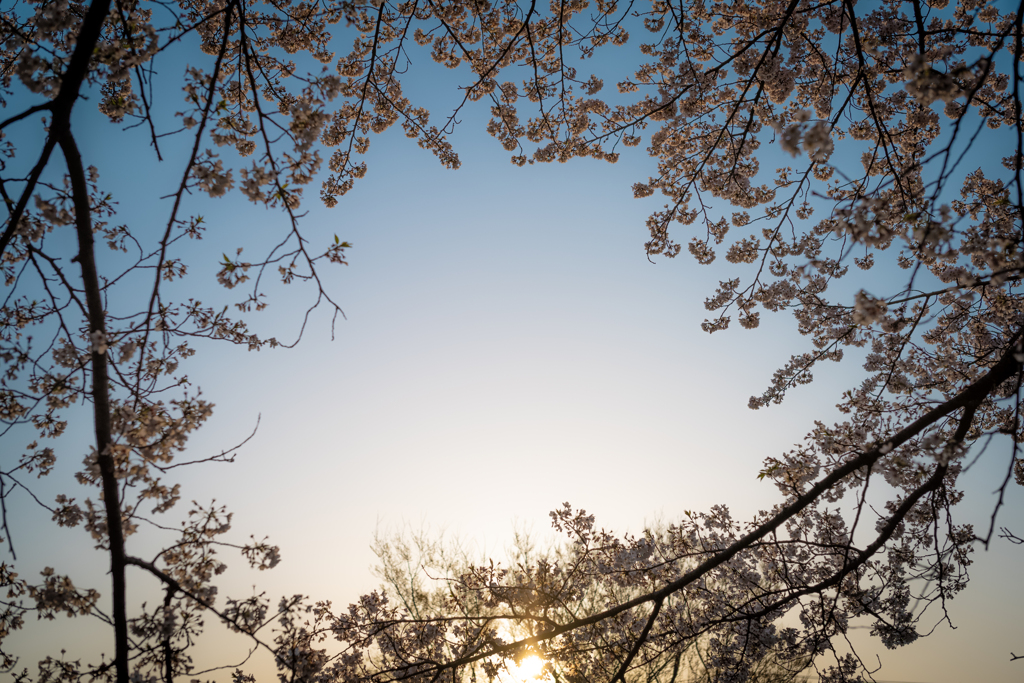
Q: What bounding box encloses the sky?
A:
[3,12,1024,683]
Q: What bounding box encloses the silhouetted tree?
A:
[1,0,1022,680]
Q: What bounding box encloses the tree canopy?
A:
[0,0,1022,680]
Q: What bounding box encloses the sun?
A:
[492,626,553,683]
[514,656,546,680]
[500,654,551,683]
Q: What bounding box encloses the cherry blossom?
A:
[1,0,1022,680]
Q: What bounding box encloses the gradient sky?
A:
[3,18,1023,683]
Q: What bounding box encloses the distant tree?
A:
[368,527,814,683]
[0,0,1022,681]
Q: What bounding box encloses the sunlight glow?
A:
[501,655,550,683]
[493,625,553,683]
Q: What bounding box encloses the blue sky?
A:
[3,14,1024,683]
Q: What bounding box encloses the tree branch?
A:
[60,128,129,683]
